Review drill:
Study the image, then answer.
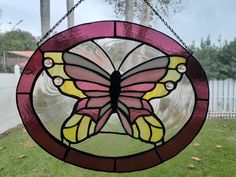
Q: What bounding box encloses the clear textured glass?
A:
[119,44,165,73]
[94,38,141,70]
[70,41,114,74]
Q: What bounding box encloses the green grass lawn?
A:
[0,119,235,177]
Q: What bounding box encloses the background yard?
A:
[1,1,236,177]
[0,119,235,177]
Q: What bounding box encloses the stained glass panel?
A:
[17,21,209,172]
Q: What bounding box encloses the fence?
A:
[0,65,21,133]
[208,79,236,119]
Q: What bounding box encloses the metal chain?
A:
[143,0,193,54]
[37,0,86,46]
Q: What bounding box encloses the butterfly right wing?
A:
[117,98,165,144]
[43,52,112,144]
[117,56,187,144]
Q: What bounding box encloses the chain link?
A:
[37,0,86,46]
[143,0,193,54]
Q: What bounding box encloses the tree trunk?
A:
[40,0,50,36]
[125,0,134,22]
[140,0,151,26]
[67,0,74,28]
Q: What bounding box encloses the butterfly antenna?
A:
[117,43,143,71]
[92,40,116,71]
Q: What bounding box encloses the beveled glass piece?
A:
[165,81,175,90]
[53,77,63,86]
[177,64,187,73]
[44,58,54,68]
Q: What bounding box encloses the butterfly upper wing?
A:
[118,56,187,144]
[143,56,187,100]
[43,52,112,144]
[120,56,187,100]
[43,52,110,98]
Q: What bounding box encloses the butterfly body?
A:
[43,50,187,145]
[110,71,121,113]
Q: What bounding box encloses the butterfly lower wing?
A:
[61,98,112,144]
[117,98,165,144]
[132,114,165,144]
[62,113,96,144]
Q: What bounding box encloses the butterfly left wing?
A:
[118,56,187,144]
[43,52,111,99]
[43,52,113,144]
[61,97,113,144]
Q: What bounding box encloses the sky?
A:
[0,0,236,46]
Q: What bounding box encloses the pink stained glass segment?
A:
[120,92,145,97]
[187,56,209,100]
[85,91,110,97]
[77,97,110,110]
[121,83,155,92]
[77,99,88,109]
[129,109,150,122]
[115,149,161,172]
[96,109,112,131]
[76,81,109,91]
[121,69,166,87]
[119,96,142,109]
[78,109,100,120]
[40,22,115,51]
[17,50,43,93]
[117,110,132,134]
[142,99,153,111]
[65,148,115,172]
[87,97,110,108]
[65,65,110,86]
[116,21,189,58]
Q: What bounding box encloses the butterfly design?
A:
[42,48,187,145]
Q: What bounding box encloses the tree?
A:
[105,0,185,26]
[125,0,134,22]
[193,36,236,80]
[40,0,75,36]
[40,0,50,36]
[67,0,75,28]
[217,38,236,79]
[140,0,151,26]
[0,30,37,54]
[0,9,2,31]
[0,30,37,72]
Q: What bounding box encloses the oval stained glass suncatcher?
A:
[16,21,209,172]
